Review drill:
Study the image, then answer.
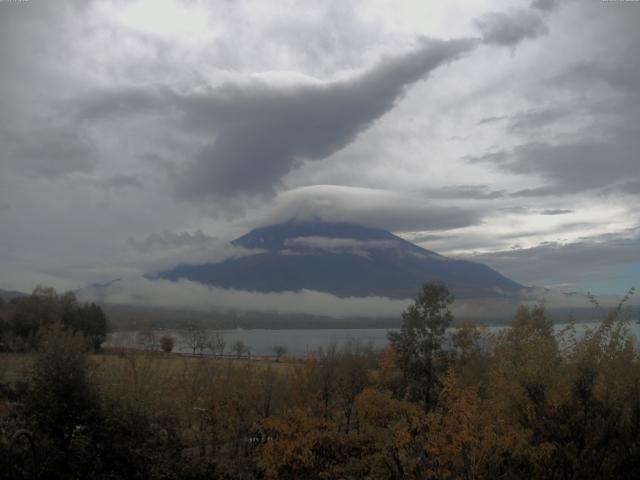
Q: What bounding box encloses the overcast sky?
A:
[1,0,639,299]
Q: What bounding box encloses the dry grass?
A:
[0,351,298,382]
[91,352,300,379]
[1,350,298,437]
[0,353,34,384]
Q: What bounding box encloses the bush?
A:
[159,335,176,354]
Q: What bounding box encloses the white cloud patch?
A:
[284,236,399,257]
[256,185,482,233]
[80,276,412,318]
[127,230,262,273]
[78,276,637,322]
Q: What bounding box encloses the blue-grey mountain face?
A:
[155,220,524,299]
[0,288,28,302]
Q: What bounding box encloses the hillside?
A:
[0,288,27,302]
[154,220,524,299]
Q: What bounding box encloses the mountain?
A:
[153,220,524,299]
[0,288,28,302]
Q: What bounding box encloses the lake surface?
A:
[110,328,392,356]
[109,321,640,357]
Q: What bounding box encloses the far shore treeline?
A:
[0,286,108,353]
[1,282,639,479]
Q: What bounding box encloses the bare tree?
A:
[232,339,248,359]
[336,339,374,433]
[272,344,287,361]
[185,323,207,356]
[207,331,226,358]
[137,326,158,353]
[212,332,227,357]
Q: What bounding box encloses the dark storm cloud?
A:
[477,107,570,132]
[58,2,562,203]
[175,38,478,199]
[475,8,548,47]
[75,38,477,200]
[531,0,559,12]
[466,234,640,288]
[469,14,640,199]
[499,206,529,214]
[540,209,573,215]
[469,9,640,198]
[554,57,640,97]
[5,126,98,178]
[478,107,576,134]
[0,1,101,180]
[621,180,640,195]
[505,107,572,133]
[477,115,508,125]
[98,174,144,191]
[76,87,163,119]
[468,130,640,196]
[431,185,505,200]
[464,150,509,165]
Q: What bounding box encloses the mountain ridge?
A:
[0,288,28,302]
[154,219,524,299]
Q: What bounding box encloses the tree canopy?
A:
[0,287,109,352]
[388,281,454,410]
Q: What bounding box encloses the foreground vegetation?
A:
[1,283,639,479]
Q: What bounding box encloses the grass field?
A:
[0,350,299,386]
[0,353,34,384]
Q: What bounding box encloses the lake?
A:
[108,320,640,357]
[109,328,392,356]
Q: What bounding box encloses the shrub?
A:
[159,335,176,354]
